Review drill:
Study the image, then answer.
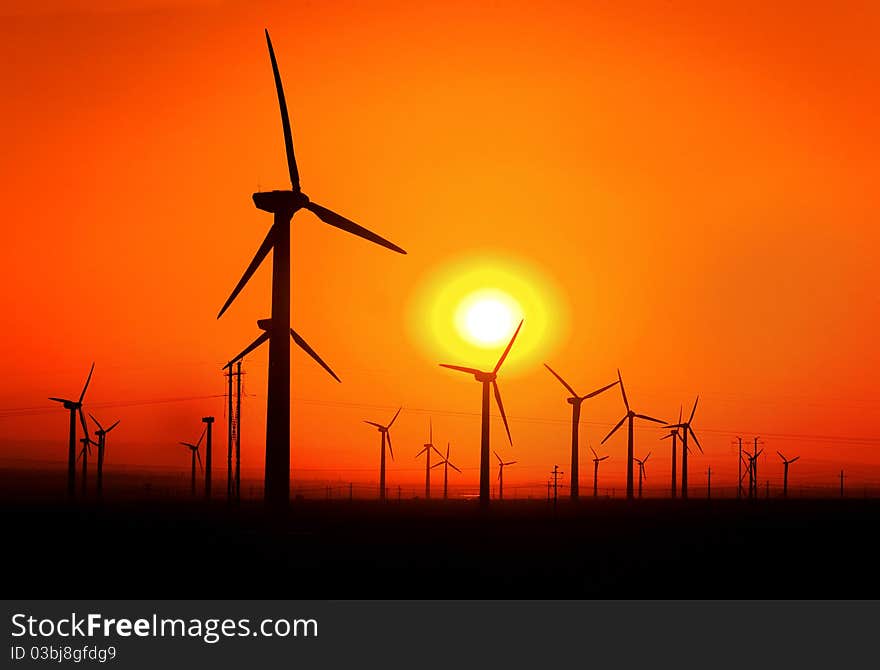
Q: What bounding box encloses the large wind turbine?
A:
[589,446,609,498]
[364,407,402,501]
[50,362,95,499]
[440,320,523,507]
[216,30,406,506]
[600,370,665,499]
[415,420,443,499]
[664,397,703,499]
[633,451,651,498]
[430,442,461,500]
[544,364,618,500]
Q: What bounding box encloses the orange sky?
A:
[1,0,878,494]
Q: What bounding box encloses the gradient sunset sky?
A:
[1,0,878,494]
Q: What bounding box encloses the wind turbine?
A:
[600,370,665,499]
[364,407,402,501]
[744,447,763,499]
[440,320,523,507]
[633,451,651,499]
[544,364,618,500]
[589,446,609,498]
[215,30,406,507]
[415,420,443,499]
[493,450,517,500]
[661,407,682,498]
[180,427,206,496]
[89,414,120,499]
[430,442,461,500]
[49,362,95,498]
[777,451,800,498]
[664,397,703,499]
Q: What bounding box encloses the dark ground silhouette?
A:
[3,478,878,598]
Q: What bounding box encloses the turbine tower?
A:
[180,427,206,496]
[49,362,95,498]
[415,420,443,499]
[600,370,665,499]
[493,450,517,500]
[89,414,120,499]
[440,320,523,507]
[543,364,618,500]
[78,436,93,498]
[216,30,406,506]
[364,407,402,501]
[777,451,800,498]
[590,446,609,498]
[430,442,461,500]
[664,397,703,499]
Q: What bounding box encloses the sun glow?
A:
[408,252,569,373]
[455,290,521,347]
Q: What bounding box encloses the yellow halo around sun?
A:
[407,252,569,374]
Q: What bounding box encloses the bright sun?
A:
[454,289,522,348]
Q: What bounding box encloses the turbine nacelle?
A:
[474,370,497,383]
[252,189,310,215]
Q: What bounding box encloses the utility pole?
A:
[235,360,242,499]
[202,416,214,499]
[551,465,564,509]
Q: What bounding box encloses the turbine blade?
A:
[505,461,517,466]
[264,29,300,190]
[635,414,666,425]
[493,450,502,464]
[601,415,627,444]
[196,426,207,448]
[180,442,196,448]
[583,379,620,400]
[431,462,444,470]
[544,363,577,397]
[89,413,104,432]
[228,331,270,368]
[79,362,95,403]
[777,450,785,461]
[49,397,73,404]
[497,469,502,480]
[439,364,480,375]
[106,420,120,433]
[196,448,203,472]
[689,426,703,453]
[493,320,523,374]
[78,408,89,442]
[387,406,402,428]
[790,456,800,463]
[450,463,462,473]
[590,446,599,459]
[386,431,394,460]
[492,380,513,446]
[364,421,383,428]
[432,445,445,460]
[645,452,651,461]
[689,396,699,424]
[217,225,275,319]
[599,456,610,461]
[290,329,341,382]
[304,202,406,254]
[416,447,427,458]
[446,443,450,460]
[617,369,630,411]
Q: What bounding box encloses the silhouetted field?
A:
[3,470,878,598]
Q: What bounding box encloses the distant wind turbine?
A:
[415,420,443,499]
[78,436,93,498]
[493,450,517,500]
[664,397,703,499]
[49,362,95,498]
[364,407,402,501]
[180,427,206,496]
[440,320,523,507]
[89,414,120,499]
[633,452,651,498]
[589,446,609,498]
[601,370,665,499]
[777,451,800,498]
[544,363,618,500]
[430,442,461,500]
[215,30,406,507]
[660,407,682,498]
